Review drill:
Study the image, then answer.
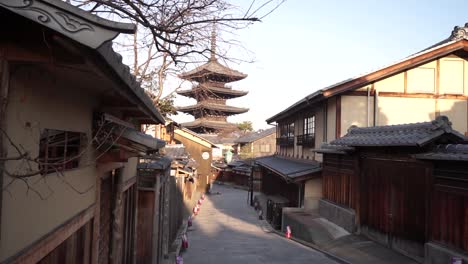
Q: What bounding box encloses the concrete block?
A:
[425,242,468,264]
[318,199,356,233]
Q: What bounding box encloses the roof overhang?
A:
[255,156,322,183]
[0,0,165,125]
[266,39,468,124]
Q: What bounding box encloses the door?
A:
[361,158,429,244]
[136,190,155,264]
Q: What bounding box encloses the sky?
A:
[170,0,468,130]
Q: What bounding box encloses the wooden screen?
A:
[136,190,155,264]
[431,162,468,251]
[99,176,114,264]
[322,154,357,208]
[361,158,430,242]
[122,184,137,263]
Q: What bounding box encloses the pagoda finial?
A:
[210,21,217,61]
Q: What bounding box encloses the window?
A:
[298,115,316,147]
[38,129,86,174]
[304,116,315,135]
[277,121,295,146]
[260,144,271,153]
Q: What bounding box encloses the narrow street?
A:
[181,185,340,264]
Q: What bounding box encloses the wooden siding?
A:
[99,176,114,264]
[361,158,430,243]
[38,220,93,264]
[431,162,468,251]
[322,154,357,209]
[136,190,154,264]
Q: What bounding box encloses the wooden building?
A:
[174,128,218,192]
[315,116,467,263]
[176,31,249,133]
[0,1,170,263]
[262,23,468,214]
[235,127,277,159]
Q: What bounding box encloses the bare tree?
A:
[68,0,285,114]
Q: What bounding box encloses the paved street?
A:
[181,185,339,264]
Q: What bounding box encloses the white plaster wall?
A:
[341,95,374,136]
[1,66,97,261]
[303,178,322,210]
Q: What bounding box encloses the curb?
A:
[264,222,352,264]
[213,181,249,191]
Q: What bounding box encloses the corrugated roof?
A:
[235,127,276,143]
[255,156,321,182]
[414,144,468,161]
[330,116,465,147]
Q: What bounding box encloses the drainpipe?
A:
[323,101,328,142]
[367,87,370,127]
[374,90,379,126]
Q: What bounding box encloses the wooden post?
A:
[91,172,102,264]
[0,56,10,239]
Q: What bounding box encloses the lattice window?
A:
[38,129,86,174]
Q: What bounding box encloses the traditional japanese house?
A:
[176,31,249,133]
[235,127,277,159]
[261,23,468,216]
[173,128,218,192]
[414,144,468,263]
[315,116,467,263]
[0,1,169,263]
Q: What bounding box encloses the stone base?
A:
[361,226,424,263]
[318,199,356,233]
[425,242,468,264]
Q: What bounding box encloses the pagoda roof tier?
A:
[177,86,248,99]
[180,119,237,131]
[176,103,249,115]
[179,59,247,83]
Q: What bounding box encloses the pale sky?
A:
[170,0,468,130]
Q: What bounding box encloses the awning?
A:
[255,156,322,183]
[138,156,172,170]
[120,129,166,151]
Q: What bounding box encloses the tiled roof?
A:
[255,156,321,182]
[179,59,247,82]
[180,120,238,131]
[177,85,248,99]
[235,127,276,143]
[414,144,468,161]
[313,143,355,155]
[176,103,249,114]
[330,116,465,147]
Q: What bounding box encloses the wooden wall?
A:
[322,154,358,209]
[431,161,468,251]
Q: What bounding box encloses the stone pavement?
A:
[180,185,340,264]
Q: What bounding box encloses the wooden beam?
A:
[0,56,9,240]
[91,176,101,264]
[323,40,468,98]
[342,90,468,99]
[336,96,341,138]
[11,205,95,264]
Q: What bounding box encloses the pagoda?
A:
[176,28,249,134]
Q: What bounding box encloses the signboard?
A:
[202,152,210,160]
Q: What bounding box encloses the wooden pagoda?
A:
[176,31,249,133]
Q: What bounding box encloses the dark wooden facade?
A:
[261,169,299,207]
[321,147,468,260]
[430,161,468,252]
